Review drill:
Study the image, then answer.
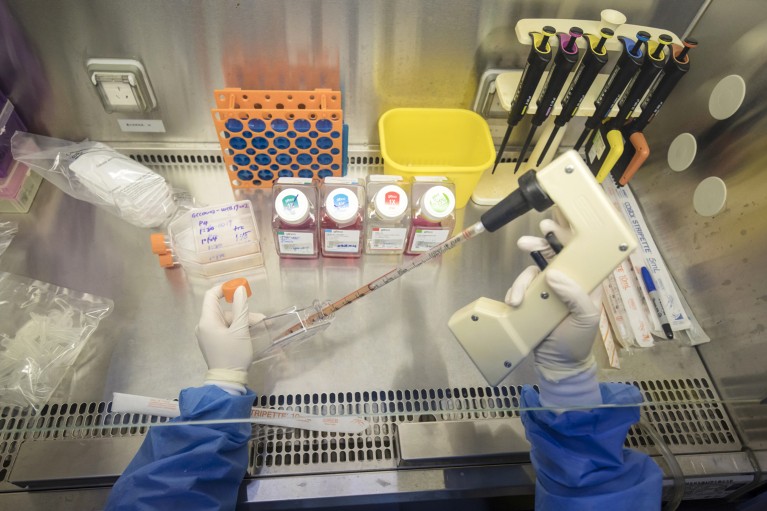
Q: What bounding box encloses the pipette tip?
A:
[515,126,536,173]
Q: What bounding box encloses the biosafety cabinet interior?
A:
[0,0,766,509]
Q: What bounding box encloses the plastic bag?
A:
[0,272,113,411]
[0,220,17,257]
[11,132,177,228]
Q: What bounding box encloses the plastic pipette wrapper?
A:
[600,176,710,346]
[11,132,181,228]
[112,393,370,434]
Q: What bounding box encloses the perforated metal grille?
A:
[128,152,223,166]
[248,378,740,476]
[249,386,524,475]
[348,154,384,166]
[0,378,740,485]
[626,378,738,453]
[0,402,169,485]
[120,147,385,168]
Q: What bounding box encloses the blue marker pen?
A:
[641,267,674,339]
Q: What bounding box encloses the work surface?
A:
[0,166,710,402]
[0,161,746,507]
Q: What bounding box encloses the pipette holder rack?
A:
[472,9,681,205]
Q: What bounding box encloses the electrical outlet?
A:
[87,58,156,113]
[100,81,139,108]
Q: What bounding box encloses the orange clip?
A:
[222,278,252,303]
[150,233,169,255]
[618,132,650,186]
[158,253,176,268]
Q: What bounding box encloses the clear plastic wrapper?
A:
[0,220,17,257]
[0,272,113,411]
[10,132,177,228]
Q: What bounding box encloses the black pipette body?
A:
[607,33,671,130]
[626,37,698,134]
[491,26,556,174]
[573,32,648,151]
[514,27,583,172]
[537,28,613,166]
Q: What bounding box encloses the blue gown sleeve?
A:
[521,382,663,511]
[105,385,256,511]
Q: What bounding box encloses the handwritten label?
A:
[191,202,255,256]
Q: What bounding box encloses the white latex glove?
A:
[505,219,601,383]
[196,285,265,395]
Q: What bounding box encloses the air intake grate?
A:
[0,378,740,487]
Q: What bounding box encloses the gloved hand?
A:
[506,218,602,409]
[196,285,265,395]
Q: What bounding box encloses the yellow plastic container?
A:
[378,108,495,208]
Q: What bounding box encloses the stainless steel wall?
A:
[3,0,702,146]
[630,1,767,449]
[11,0,765,444]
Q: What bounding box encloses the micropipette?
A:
[515,27,583,173]
[491,26,556,174]
[573,31,649,151]
[536,28,613,166]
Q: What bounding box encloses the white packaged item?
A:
[11,132,178,228]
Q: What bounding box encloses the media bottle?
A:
[405,177,457,255]
[320,177,365,258]
[365,175,410,255]
[272,178,319,259]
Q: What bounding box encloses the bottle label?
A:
[409,228,450,252]
[277,231,315,255]
[333,192,350,209]
[427,192,452,215]
[384,190,400,205]
[324,229,361,253]
[369,227,407,250]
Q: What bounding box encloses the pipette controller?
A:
[449,150,637,385]
[537,28,614,166]
[491,26,556,174]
